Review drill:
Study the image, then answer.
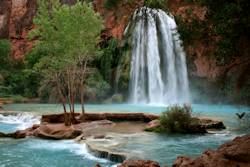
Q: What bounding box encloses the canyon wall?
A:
[0,0,249,103]
[0,0,229,77]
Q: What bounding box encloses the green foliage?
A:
[100,38,120,81]
[144,0,167,9]
[103,93,124,103]
[175,14,205,47]
[0,39,41,98]
[176,0,250,65]
[159,105,199,133]
[144,126,165,133]
[85,72,110,101]
[30,0,103,71]
[104,0,120,9]
[0,39,11,72]
[29,0,103,101]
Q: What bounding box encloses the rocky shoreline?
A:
[0,112,226,139]
[94,134,250,167]
[1,112,248,167]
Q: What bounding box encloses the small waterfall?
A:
[0,113,41,130]
[127,7,190,105]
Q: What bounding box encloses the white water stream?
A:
[128,7,190,105]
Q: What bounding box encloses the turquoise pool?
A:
[0,103,249,166]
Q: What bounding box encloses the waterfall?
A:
[128,7,190,105]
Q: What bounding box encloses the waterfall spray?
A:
[127,7,190,105]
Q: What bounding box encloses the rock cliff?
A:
[0,0,249,103]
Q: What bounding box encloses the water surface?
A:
[1,103,249,166]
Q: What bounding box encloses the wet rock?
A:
[219,135,250,163]
[118,160,161,167]
[87,142,127,163]
[199,118,226,130]
[42,113,159,124]
[9,130,27,139]
[94,164,101,167]
[79,113,159,122]
[146,120,160,129]
[93,134,106,139]
[0,130,27,139]
[41,113,80,123]
[187,124,207,133]
[33,124,82,140]
[173,134,250,167]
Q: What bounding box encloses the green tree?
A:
[0,39,11,74]
[30,0,103,125]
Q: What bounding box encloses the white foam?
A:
[28,139,110,163]
[0,113,41,130]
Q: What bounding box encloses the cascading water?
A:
[127,7,190,105]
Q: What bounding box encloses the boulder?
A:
[118,160,161,167]
[93,134,106,139]
[0,124,40,139]
[219,135,250,163]
[33,124,82,140]
[199,118,226,129]
[146,120,160,129]
[173,134,250,167]
[187,124,207,133]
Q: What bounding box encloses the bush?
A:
[159,105,200,133]
[100,37,120,81]
[85,71,111,101]
[0,39,11,71]
[104,0,121,9]
[144,0,167,9]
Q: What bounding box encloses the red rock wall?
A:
[0,0,249,83]
[0,0,37,59]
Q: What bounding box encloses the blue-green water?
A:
[0,103,249,167]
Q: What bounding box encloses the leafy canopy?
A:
[30,0,103,73]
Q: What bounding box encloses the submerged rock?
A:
[87,142,127,163]
[173,134,250,167]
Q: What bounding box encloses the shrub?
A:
[104,0,121,9]
[144,0,167,9]
[0,39,11,71]
[159,105,200,133]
